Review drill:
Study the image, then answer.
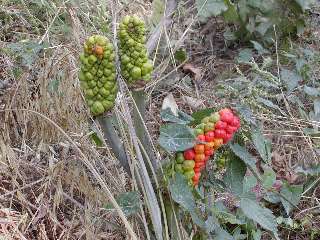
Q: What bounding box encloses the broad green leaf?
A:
[280,183,303,215]
[237,48,253,63]
[191,108,216,125]
[104,191,141,217]
[257,97,284,114]
[230,144,258,174]
[251,128,272,163]
[294,0,316,11]
[223,0,239,22]
[240,198,278,233]
[252,229,262,240]
[174,49,188,63]
[235,104,257,126]
[223,154,247,196]
[304,86,320,97]
[169,174,205,228]
[255,21,273,36]
[160,108,194,124]
[261,169,276,189]
[280,68,301,92]
[250,40,269,55]
[214,228,234,240]
[159,124,196,152]
[243,175,257,193]
[196,0,228,22]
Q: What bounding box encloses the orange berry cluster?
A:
[174,108,240,186]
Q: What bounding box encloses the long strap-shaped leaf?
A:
[120,81,163,240]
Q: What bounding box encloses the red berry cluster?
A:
[174,108,240,186]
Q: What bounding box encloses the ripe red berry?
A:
[219,108,233,115]
[215,120,227,129]
[223,133,233,143]
[193,172,201,182]
[214,129,227,139]
[194,144,205,154]
[226,125,238,134]
[194,167,201,173]
[205,131,215,142]
[220,112,234,124]
[195,161,205,168]
[205,149,214,156]
[230,117,240,128]
[204,156,210,162]
[184,149,195,160]
[197,134,206,141]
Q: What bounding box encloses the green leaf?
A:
[159,124,196,152]
[169,174,205,228]
[280,68,301,92]
[304,86,320,97]
[243,175,257,193]
[237,48,253,63]
[223,154,247,196]
[104,191,141,217]
[191,108,216,125]
[196,0,228,22]
[294,0,316,11]
[240,198,278,233]
[280,183,303,215]
[251,128,272,163]
[223,0,239,22]
[251,40,269,55]
[235,104,257,126]
[174,49,188,63]
[262,168,276,189]
[252,229,262,240]
[230,144,258,174]
[257,97,284,114]
[160,108,194,124]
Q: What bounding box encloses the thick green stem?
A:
[132,90,157,171]
[96,114,131,177]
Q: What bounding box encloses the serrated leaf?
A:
[252,128,272,163]
[159,124,196,152]
[169,174,205,228]
[160,108,194,124]
[196,0,228,22]
[223,155,247,196]
[104,191,141,217]
[280,68,301,92]
[304,86,320,97]
[280,183,303,215]
[240,198,278,233]
[230,144,258,175]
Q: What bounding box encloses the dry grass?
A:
[1,0,320,239]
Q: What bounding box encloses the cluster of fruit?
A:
[118,16,153,84]
[174,108,241,186]
[78,35,117,116]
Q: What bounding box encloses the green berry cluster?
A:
[78,35,118,116]
[118,16,153,84]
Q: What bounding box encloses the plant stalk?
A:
[96,113,131,177]
[132,89,158,171]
